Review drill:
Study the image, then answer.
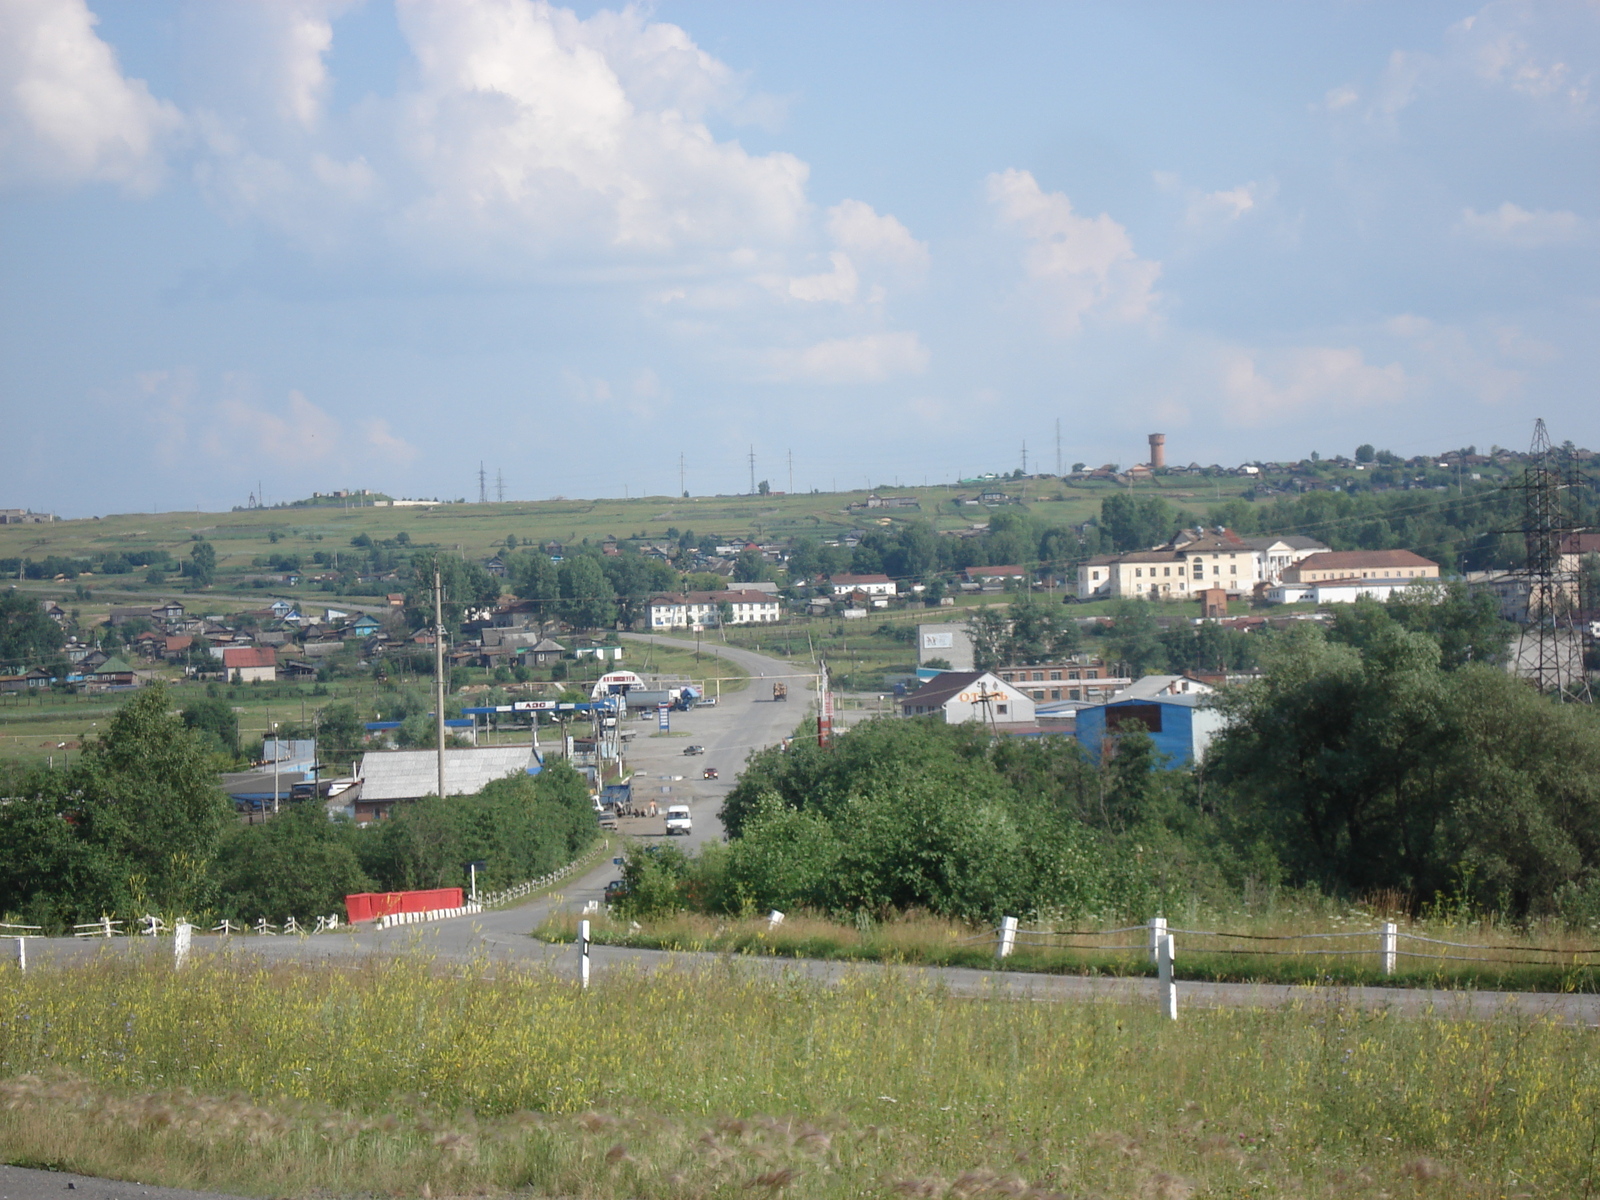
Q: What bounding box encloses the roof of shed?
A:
[356,747,539,801]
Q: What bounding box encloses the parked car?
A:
[702,766,718,780]
[683,744,705,755]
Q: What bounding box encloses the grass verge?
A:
[4,953,1599,1197]
[537,909,1600,994]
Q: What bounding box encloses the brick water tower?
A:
[1148,433,1166,470]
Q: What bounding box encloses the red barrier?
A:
[344,887,465,925]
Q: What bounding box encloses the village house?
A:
[899,670,1037,725]
[222,645,278,683]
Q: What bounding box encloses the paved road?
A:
[20,634,1600,1027]
[0,1166,245,1200]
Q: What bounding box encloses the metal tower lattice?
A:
[1518,419,1590,701]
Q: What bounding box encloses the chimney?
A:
[1148,433,1166,470]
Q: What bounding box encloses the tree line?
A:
[0,685,598,929]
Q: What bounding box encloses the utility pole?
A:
[433,563,447,798]
[478,463,488,504]
[679,452,685,497]
[748,446,757,495]
[1055,419,1062,477]
[495,468,505,503]
[788,448,793,496]
[1021,439,1028,476]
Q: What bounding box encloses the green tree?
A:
[1099,493,1180,553]
[315,702,364,764]
[212,801,373,924]
[733,549,767,583]
[1106,600,1170,676]
[0,590,65,667]
[0,685,234,924]
[966,607,1009,670]
[1355,444,1376,463]
[557,555,617,630]
[187,540,217,587]
[509,550,560,619]
[181,696,240,755]
[406,551,502,629]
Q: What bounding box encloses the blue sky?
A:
[1,0,1594,516]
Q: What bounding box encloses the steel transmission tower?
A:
[1518,419,1591,701]
[477,462,488,505]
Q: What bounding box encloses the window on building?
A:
[996,704,1008,715]
[1031,671,1043,681]
[1135,568,1142,578]
[1050,689,1061,700]
[1049,671,1061,680]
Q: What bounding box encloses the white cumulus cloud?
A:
[827,198,930,271]
[987,168,1160,334]
[0,0,181,190]
[763,331,930,384]
[1218,344,1409,427]
[390,0,810,258]
[1456,202,1588,246]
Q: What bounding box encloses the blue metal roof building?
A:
[1075,694,1225,768]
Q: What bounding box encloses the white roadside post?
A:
[768,910,785,930]
[1148,916,1168,965]
[578,918,591,990]
[1157,932,1178,1021]
[997,915,1018,959]
[1380,921,1398,976]
[14,937,24,973]
[174,921,192,969]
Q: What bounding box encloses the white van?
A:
[664,805,692,836]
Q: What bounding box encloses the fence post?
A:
[173,921,192,969]
[768,910,785,930]
[1148,916,1167,965]
[996,915,1018,959]
[13,938,23,973]
[1380,921,1397,976]
[578,918,591,990]
[1157,932,1177,1021]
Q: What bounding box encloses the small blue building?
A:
[1075,695,1224,768]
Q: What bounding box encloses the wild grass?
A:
[539,904,1600,994]
[4,952,1600,1197]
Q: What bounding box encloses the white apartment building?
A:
[829,573,897,597]
[646,590,782,629]
[1076,531,1329,600]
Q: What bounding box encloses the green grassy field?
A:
[1,953,1595,1199]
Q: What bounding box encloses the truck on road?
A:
[772,681,788,701]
